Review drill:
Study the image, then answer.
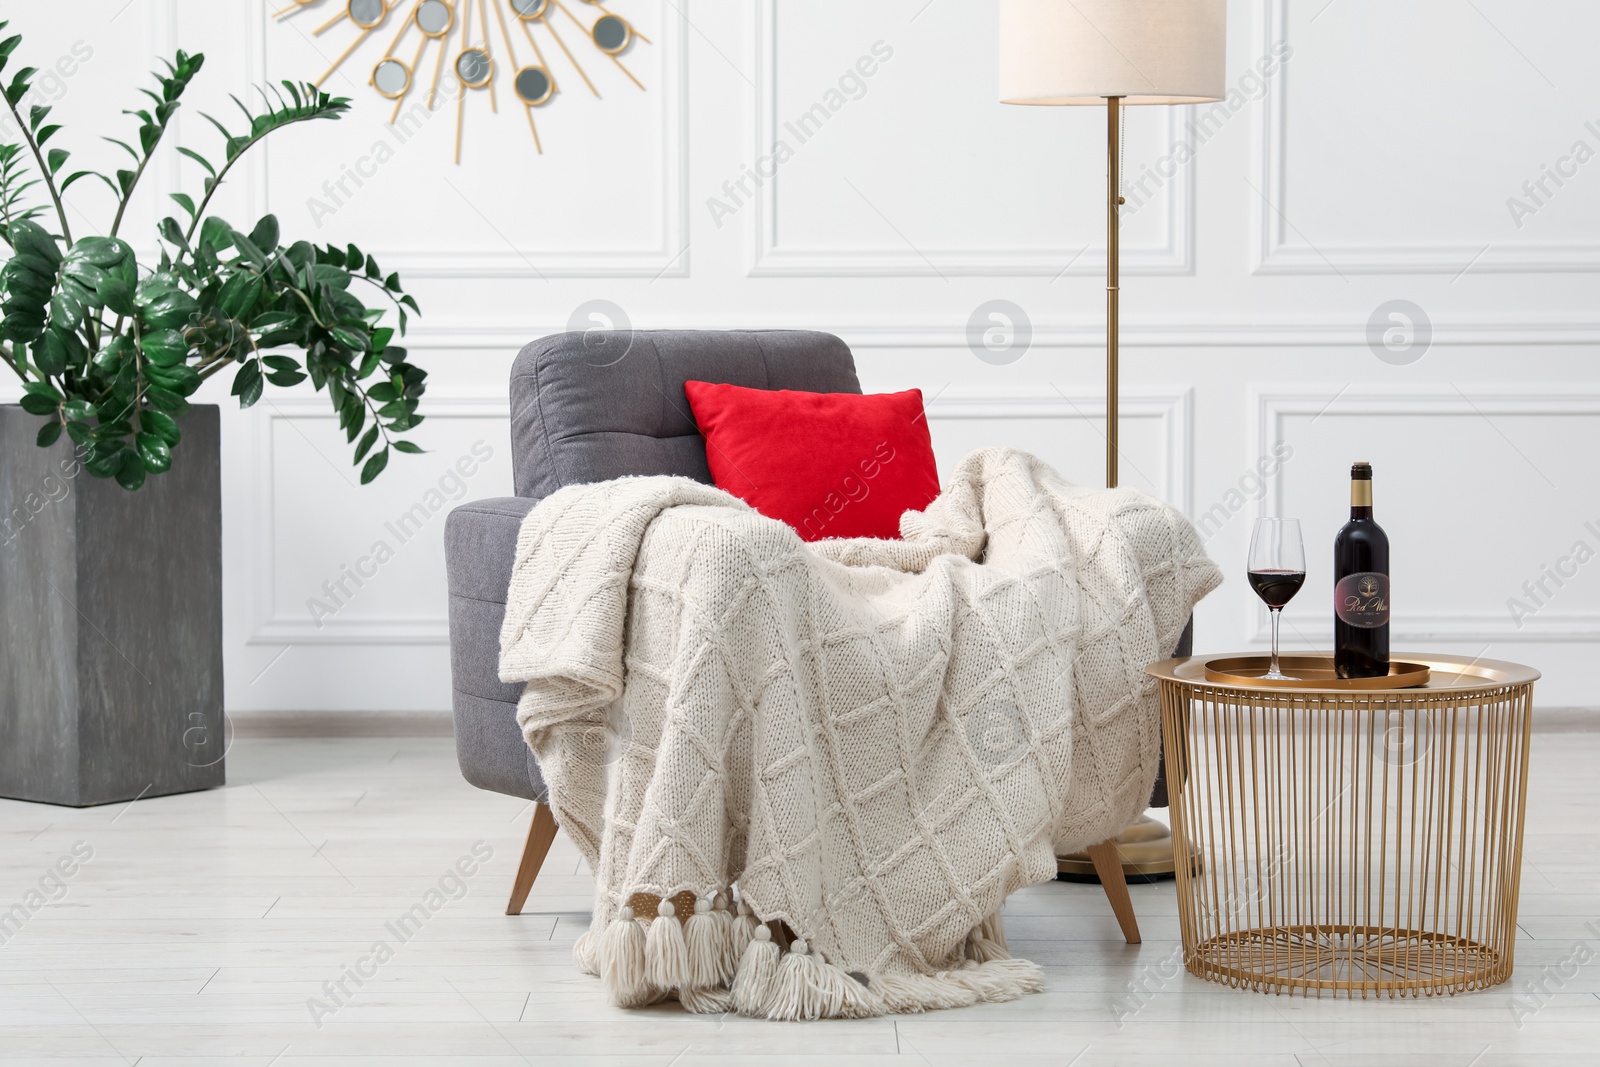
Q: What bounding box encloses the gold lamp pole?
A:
[1105,95,1121,489]
[999,0,1226,895]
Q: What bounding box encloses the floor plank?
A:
[2,734,1596,1062]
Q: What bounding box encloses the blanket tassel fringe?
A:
[592,902,1044,1019]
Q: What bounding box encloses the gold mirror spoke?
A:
[314,8,350,35]
[534,13,597,97]
[276,0,647,161]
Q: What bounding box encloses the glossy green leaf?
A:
[231,359,263,407]
[353,424,379,463]
[139,409,181,447]
[199,215,233,251]
[84,442,126,479]
[95,277,135,317]
[114,450,146,491]
[141,290,198,329]
[248,213,279,252]
[175,145,214,175]
[143,385,188,413]
[135,432,172,473]
[140,328,188,366]
[145,362,201,394]
[216,272,263,318]
[359,446,388,485]
[31,331,65,375]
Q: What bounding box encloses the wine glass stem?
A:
[1270,607,1282,676]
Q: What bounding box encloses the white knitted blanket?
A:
[500,448,1219,1019]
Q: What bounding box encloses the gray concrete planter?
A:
[0,403,224,806]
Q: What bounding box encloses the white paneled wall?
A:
[3,1,1597,712]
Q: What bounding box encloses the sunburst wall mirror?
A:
[275,0,649,161]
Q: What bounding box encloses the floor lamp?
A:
[999,0,1225,487]
[998,0,1226,914]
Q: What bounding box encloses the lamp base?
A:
[1056,814,1186,884]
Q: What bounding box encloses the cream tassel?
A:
[711,893,740,978]
[872,972,979,1013]
[763,937,883,1021]
[732,897,759,960]
[966,936,1009,964]
[573,925,600,975]
[979,910,1010,952]
[730,923,780,1016]
[945,958,1045,1002]
[677,984,734,1015]
[965,915,1011,964]
[684,897,727,988]
[646,897,691,990]
[597,905,653,1007]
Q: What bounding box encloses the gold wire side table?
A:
[1146,653,1538,998]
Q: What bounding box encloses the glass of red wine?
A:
[1248,517,1306,681]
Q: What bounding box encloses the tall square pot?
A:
[0,403,224,806]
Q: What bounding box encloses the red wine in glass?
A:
[1248,518,1306,680]
[1247,568,1306,609]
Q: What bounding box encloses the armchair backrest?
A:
[508,329,860,500]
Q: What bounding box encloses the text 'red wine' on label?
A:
[1336,572,1389,628]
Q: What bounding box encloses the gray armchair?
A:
[445,328,1155,937]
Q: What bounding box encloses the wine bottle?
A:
[1333,462,1390,679]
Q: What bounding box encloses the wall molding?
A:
[394,315,1600,353]
[927,386,1192,514]
[243,386,1188,648]
[744,0,1192,278]
[255,0,689,279]
[1251,387,1600,642]
[1251,0,1600,276]
[248,395,509,646]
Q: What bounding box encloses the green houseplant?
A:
[0,22,427,491]
[0,24,431,807]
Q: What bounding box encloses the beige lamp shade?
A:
[999,0,1226,105]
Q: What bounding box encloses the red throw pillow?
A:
[683,382,941,541]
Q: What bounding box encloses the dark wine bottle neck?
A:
[1351,477,1372,513]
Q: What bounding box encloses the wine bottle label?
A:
[1336,572,1389,628]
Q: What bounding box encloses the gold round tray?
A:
[1202,655,1430,690]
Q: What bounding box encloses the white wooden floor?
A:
[2,733,1598,1066]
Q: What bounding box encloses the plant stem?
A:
[3,94,73,245]
[0,341,29,383]
[359,388,393,447]
[196,355,235,384]
[108,132,168,239]
[182,153,249,246]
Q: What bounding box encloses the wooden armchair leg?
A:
[1085,838,1141,944]
[506,802,559,916]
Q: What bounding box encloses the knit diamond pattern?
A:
[501,448,1220,986]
